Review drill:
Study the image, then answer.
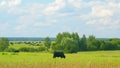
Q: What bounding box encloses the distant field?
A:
[9,43,40,49]
[8,37,56,41]
[0,51,120,68]
[7,37,115,42]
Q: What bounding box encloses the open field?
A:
[0,51,120,68]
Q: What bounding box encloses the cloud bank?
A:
[0,0,120,37]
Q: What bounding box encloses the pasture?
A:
[0,51,120,68]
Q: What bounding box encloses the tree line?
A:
[0,32,120,53]
[50,32,120,53]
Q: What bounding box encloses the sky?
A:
[0,0,120,38]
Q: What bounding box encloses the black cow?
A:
[11,50,19,55]
[14,50,20,53]
[53,52,65,58]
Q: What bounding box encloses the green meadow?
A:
[0,36,120,68]
[0,51,120,68]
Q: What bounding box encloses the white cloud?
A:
[34,19,57,26]
[0,23,10,30]
[86,20,97,25]
[14,24,27,31]
[0,1,6,6]
[18,15,39,24]
[8,3,44,15]
[8,0,21,7]
[7,2,57,30]
[0,0,21,7]
[1,0,120,37]
[34,22,51,26]
[87,18,112,25]
[78,0,120,31]
[68,0,82,8]
[44,0,66,15]
[91,6,113,17]
[68,0,92,9]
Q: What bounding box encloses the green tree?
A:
[99,40,106,50]
[104,41,115,50]
[55,32,71,44]
[62,32,71,38]
[53,32,80,53]
[87,35,100,51]
[0,38,9,51]
[54,32,72,51]
[56,33,62,44]
[71,32,80,50]
[61,37,79,53]
[109,38,120,50]
[44,37,51,50]
[79,34,87,51]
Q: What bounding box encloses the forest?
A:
[0,32,120,53]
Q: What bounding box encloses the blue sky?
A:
[0,0,120,38]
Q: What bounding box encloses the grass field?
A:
[0,51,120,68]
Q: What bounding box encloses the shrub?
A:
[4,47,16,52]
[19,46,46,52]
[36,46,46,52]
[19,47,30,52]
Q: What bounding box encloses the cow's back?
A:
[53,52,65,58]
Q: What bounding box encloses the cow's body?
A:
[53,52,65,58]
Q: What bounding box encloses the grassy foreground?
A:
[0,51,120,68]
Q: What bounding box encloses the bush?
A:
[19,47,30,52]
[19,46,46,52]
[4,47,16,52]
[36,46,46,52]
